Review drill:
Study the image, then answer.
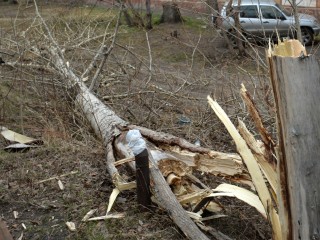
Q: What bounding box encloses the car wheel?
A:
[301,27,314,46]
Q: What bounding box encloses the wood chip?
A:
[0,127,42,145]
[17,232,23,240]
[13,211,18,219]
[66,222,76,231]
[87,213,125,221]
[21,223,26,230]
[36,171,78,184]
[57,180,64,190]
[82,209,97,222]
[107,188,120,214]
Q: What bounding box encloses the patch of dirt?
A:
[4,1,319,239]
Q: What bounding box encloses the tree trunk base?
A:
[160,3,183,23]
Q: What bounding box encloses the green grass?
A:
[314,34,320,42]
[183,16,206,29]
[166,52,188,63]
[152,13,162,25]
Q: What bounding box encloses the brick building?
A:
[87,0,320,19]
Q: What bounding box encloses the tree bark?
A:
[206,0,219,27]
[160,3,183,23]
[225,0,243,52]
[145,0,152,30]
[268,40,320,240]
[234,0,246,55]
[291,0,302,43]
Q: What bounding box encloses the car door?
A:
[239,5,261,38]
[259,5,292,39]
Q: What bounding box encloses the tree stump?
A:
[268,40,320,240]
[160,3,183,23]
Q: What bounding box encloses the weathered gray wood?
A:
[128,124,215,154]
[269,54,320,240]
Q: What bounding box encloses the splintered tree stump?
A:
[160,3,183,23]
[268,40,320,240]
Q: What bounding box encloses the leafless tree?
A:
[226,0,246,55]
[289,0,302,43]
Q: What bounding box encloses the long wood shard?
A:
[207,96,281,239]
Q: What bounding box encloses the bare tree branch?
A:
[88,5,123,91]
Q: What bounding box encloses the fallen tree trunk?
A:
[35,8,211,238]
[46,44,212,239]
[21,3,270,239]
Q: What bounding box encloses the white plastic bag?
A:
[126,129,146,156]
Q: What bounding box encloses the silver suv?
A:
[221,0,320,45]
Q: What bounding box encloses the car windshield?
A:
[275,3,293,16]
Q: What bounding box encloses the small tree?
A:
[118,0,152,30]
[145,0,152,30]
[226,0,246,55]
[290,0,302,43]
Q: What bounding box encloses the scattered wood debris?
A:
[81,209,97,222]
[36,171,78,184]
[57,180,64,190]
[21,223,26,230]
[0,127,43,151]
[86,213,126,221]
[0,127,43,145]
[13,211,18,219]
[65,222,76,232]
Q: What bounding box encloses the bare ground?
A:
[1,1,320,239]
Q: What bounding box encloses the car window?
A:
[261,6,284,19]
[275,3,293,16]
[239,5,259,18]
